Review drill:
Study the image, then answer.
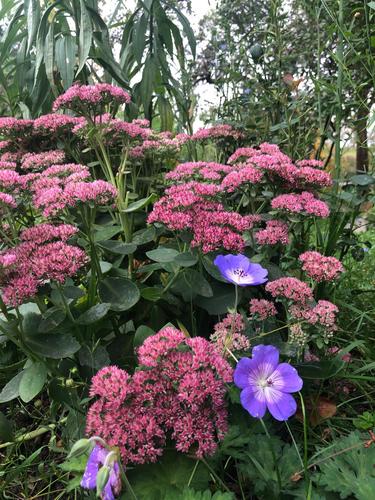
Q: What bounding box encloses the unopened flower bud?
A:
[96,465,110,496]
[67,438,92,459]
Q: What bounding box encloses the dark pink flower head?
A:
[271,192,329,218]
[256,220,289,246]
[234,344,303,421]
[214,254,268,287]
[249,299,277,320]
[299,251,343,282]
[191,124,244,141]
[33,114,79,134]
[0,117,33,138]
[53,83,131,114]
[265,277,313,304]
[21,150,66,170]
[81,444,121,500]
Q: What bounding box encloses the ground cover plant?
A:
[0,1,375,499]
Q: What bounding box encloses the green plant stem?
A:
[285,421,304,470]
[259,418,282,492]
[119,463,138,500]
[0,417,68,450]
[200,457,231,493]
[299,392,309,476]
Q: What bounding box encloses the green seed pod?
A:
[250,43,264,61]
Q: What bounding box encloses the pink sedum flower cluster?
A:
[0,223,87,306]
[191,124,244,141]
[26,163,116,216]
[256,220,289,246]
[148,181,260,252]
[21,150,66,170]
[33,114,79,134]
[86,327,233,464]
[210,313,250,354]
[299,251,344,282]
[290,300,339,336]
[249,298,278,320]
[271,192,329,218]
[265,277,314,304]
[53,83,131,112]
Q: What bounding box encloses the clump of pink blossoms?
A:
[53,83,131,113]
[210,313,250,354]
[299,251,344,282]
[265,277,314,305]
[290,300,339,337]
[148,180,260,253]
[271,191,329,218]
[0,223,87,306]
[249,298,278,320]
[26,163,117,217]
[86,327,233,464]
[191,124,244,142]
[21,150,66,170]
[255,220,289,246]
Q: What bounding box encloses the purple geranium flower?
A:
[234,345,303,421]
[81,445,121,500]
[214,254,268,286]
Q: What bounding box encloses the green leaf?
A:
[133,325,155,348]
[166,489,235,500]
[295,357,345,380]
[19,362,47,402]
[199,282,239,315]
[60,453,88,473]
[368,1,375,9]
[172,270,213,301]
[56,35,75,89]
[169,6,196,57]
[122,193,157,213]
[0,411,13,442]
[34,2,60,86]
[98,240,137,255]
[127,451,209,499]
[77,0,92,75]
[174,252,198,267]
[99,277,140,312]
[78,345,110,369]
[202,255,228,283]
[146,247,179,263]
[25,333,81,359]
[0,371,24,403]
[318,431,375,499]
[349,174,375,186]
[93,225,122,242]
[132,226,156,245]
[141,287,163,302]
[157,95,174,131]
[140,53,156,112]
[44,23,55,90]
[38,307,66,333]
[76,303,111,325]
[134,12,148,64]
[26,0,41,53]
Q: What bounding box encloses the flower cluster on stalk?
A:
[86,327,233,464]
